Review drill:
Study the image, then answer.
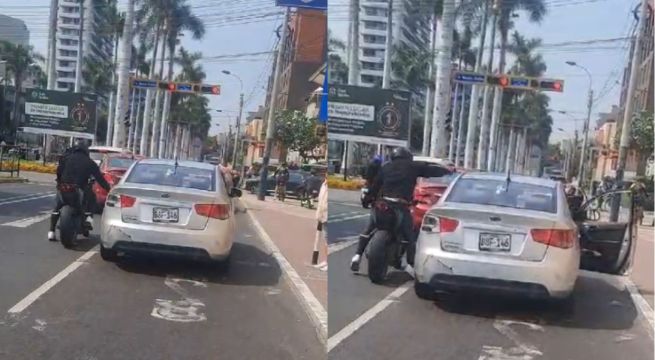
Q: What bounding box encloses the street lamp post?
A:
[221,70,244,171]
[565,61,593,191]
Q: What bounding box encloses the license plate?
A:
[479,233,511,252]
[152,207,179,223]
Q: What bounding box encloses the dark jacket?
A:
[369,158,451,203]
[57,148,111,192]
[364,160,382,184]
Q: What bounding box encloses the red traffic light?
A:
[539,79,564,92]
[211,86,220,95]
[499,76,509,87]
[168,83,176,91]
[553,81,562,92]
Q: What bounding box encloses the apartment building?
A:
[54,0,114,92]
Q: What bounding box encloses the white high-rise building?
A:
[356,0,431,87]
[0,14,29,47]
[54,0,114,92]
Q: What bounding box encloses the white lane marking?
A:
[329,201,364,208]
[1,213,50,227]
[328,281,412,352]
[151,277,207,323]
[621,276,654,339]
[0,193,55,206]
[32,319,47,332]
[242,199,328,344]
[8,247,97,314]
[328,237,358,254]
[478,320,544,360]
[0,192,53,203]
[328,214,369,224]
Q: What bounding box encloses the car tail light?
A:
[195,204,230,220]
[120,195,136,208]
[422,215,459,233]
[531,229,576,249]
[103,173,115,186]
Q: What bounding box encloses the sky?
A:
[328,0,639,144]
[0,0,285,137]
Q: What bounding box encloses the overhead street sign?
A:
[453,72,486,84]
[175,83,194,93]
[276,0,327,10]
[510,77,530,88]
[131,79,158,89]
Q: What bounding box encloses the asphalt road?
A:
[327,189,654,360]
[0,183,324,360]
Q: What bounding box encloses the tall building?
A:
[356,0,430,87]
[0,14,29,47]
[53,0,114,92]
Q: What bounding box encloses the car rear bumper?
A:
[415,240,578,299]
[101,214,233,260]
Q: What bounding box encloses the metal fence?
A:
[0,145,21,177]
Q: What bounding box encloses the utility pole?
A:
[465,0,490,169]
[381,0,393,88]
[258,11,289,200]
[232,93,244,167]
[422,16,438,156]
[347,0,360,85]
[429,0,457,158]
[485,0,503,171]
[612,0,648,221]
[45,0,58,158]
[74,0,85,94]
[111,0,134,149]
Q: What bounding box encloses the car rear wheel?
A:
[414,281,437,301]
[100,244,118,261]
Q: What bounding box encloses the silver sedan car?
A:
[415,172,581,301]
[100,159,240,267]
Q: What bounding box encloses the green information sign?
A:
[20,89,97,139]
[327,85,411,147]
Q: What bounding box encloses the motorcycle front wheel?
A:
[367,230,391,284]
[59,206,78,249]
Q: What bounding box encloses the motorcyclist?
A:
[350,147,451,275]
[364,154,382,187]
[299,169,323,206]
[48,140,111,241]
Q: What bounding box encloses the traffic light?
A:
[539,80,564,92]
[200,85,221,95]
[158,81,175,91]
[487,74,509,87]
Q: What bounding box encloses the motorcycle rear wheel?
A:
[367,230,390,284]
[59,206,78,249]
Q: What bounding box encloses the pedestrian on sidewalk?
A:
[313,177,328,268]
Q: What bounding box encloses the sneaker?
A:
[85,215,94,227]
[48,231,57,242]
[350,254,361,272]
[401,257,415,278]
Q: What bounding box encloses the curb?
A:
[238,198,328,346]
[0,178,27,184]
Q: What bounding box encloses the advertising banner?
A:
[20,89,97,139]
[328,85,411,147]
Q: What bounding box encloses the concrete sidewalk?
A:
[241,194,327,308]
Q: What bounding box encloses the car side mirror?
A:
[229,188,242,198]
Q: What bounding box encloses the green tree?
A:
[328,31,348,85]
[0,41,44,135]
[274,110,322,162]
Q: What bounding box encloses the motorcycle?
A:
[366,198,409,284]
[57,181,93,249]
[360,187,371,208]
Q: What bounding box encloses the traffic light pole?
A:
[258,8,289,201]
[577,88,593,190]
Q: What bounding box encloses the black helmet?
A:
[391,147,412,161]
[74,139,89,154]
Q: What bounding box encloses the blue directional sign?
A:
[510,77,530,88]
[131,79,158,89]
[276,0,327,10]
[175,83,194,93]
[318,72,327,124]
[453,72,486,84]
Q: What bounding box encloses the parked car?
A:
[414,172,636,304]
[100,159,241,267]
[92,154,143,211]
[243,170,308,197]
[411,172,458,230]
[89,146,130,165]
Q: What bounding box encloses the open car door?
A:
[569,190,638,275]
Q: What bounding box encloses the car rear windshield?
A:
[90,152,105,161]
[125,164,216,191]
[108,157,135,169]
[445,178,557,213]
[419,173,457,185]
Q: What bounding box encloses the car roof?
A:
[413,156,455,166]
[460,172,559,188]
[136,159,217,170]
[89,146,127,153]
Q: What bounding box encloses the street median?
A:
[328,175,364,191]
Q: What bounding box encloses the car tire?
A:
[100,244,117,262]
[414,281,437,301]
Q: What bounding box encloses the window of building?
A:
[364,21,386,31]
[364,8,386,16]
[361,74,382,84]
[361,61,384,70]
[363,34,385,44]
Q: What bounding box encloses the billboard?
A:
[20,89,97,139]
[328,85,411,147]
[276,0,327,10]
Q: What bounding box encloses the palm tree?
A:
[83,57,112,95]
[0,41,44,137]
[104,0,124,145]
[328,31,348,85]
